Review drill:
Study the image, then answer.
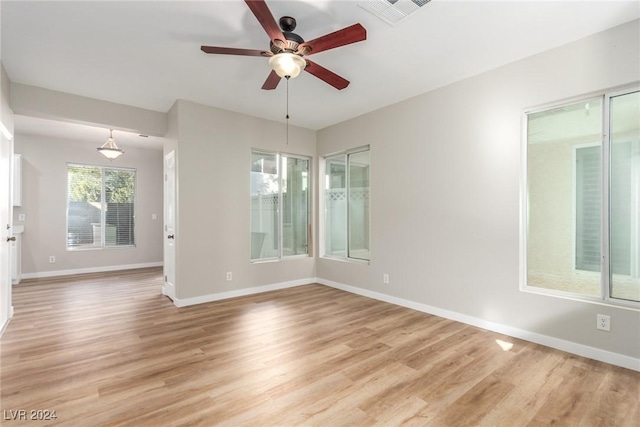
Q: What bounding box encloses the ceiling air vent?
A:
[359,0,432,26]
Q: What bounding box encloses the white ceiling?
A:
[2,0,639,147]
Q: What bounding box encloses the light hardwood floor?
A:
[1,268,638,426]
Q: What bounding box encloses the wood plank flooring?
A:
[1,268,638,426]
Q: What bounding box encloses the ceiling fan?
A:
[200,0,367,90]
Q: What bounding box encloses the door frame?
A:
[163,150,176,301]
[0,121,14,334]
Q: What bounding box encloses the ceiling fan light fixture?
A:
[269,52,306,79]
[97,129,124,160]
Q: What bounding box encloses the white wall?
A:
[13,134,163,276]
[10,84,166,138]
[1,65,12,136]
[316,20,640,361]
[170,100,316,301]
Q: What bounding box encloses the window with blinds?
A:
[67,164,136,249]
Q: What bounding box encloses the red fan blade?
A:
[262,70,281,90]
[201,46,267,56]
[304,60,349,90]
[298,24,366,56]
[245,0,286,45]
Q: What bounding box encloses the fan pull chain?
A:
[286,76,290,145]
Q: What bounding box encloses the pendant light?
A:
[97,129,124,159]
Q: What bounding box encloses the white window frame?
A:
[250,149,311,262]
[520,85,640,310]
[320,145,371,263]
[66,163,137,251]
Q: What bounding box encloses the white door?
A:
[0,130,13,331]
[163,150,176,301]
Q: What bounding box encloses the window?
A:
[610,91,640,301]
[250,150,310,261]
[323,146,370,261]
[523,88,639,305]
[67,164,136,249]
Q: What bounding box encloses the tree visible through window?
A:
[67,164,136,249]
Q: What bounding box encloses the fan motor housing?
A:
[270,16,305,54]
[270,31,304,54]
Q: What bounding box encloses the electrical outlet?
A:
[49,256,56,263]
[597,314,611,332]
[383,273,389,284]
[18,213,26,221]
[226,272,232,281]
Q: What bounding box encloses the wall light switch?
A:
[152,213,157,220]
[18,213,26,221]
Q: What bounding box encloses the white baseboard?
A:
[0,306,13,337]
[21,262,164,280]
[317,278,640,372]
[0,319,9,337]
[174,278,317,308]
[43,269,630,371]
